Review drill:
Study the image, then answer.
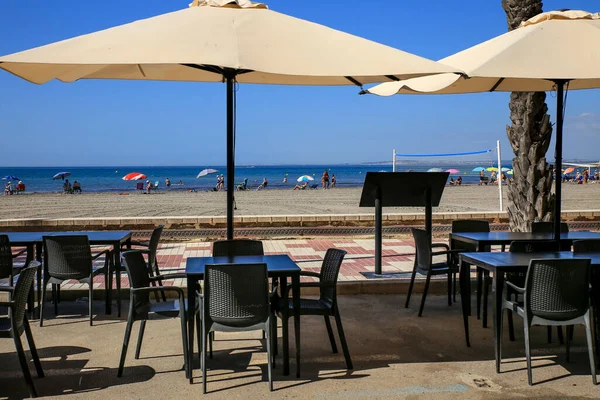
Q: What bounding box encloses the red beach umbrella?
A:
[122,172,147,181]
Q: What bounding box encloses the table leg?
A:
[280,277,290,376]
[493,270,505,373]
[460,259,471,347]
[114,243,122,317]
[292,273,301,378]
[187,276,196,382]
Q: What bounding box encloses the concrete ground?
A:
[1,295,598,399]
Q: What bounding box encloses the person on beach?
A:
[293,182,308,190]
[490,171,497,184]
[236,178,248,191]
[178,180,183,185]
[501,173,507,182]
[321,170,329,189]
[165,178,171,187]
[594,170,599,182]
[16,181,25,194]
[331,174,336,188]
[583,169,589,184]
[283,176,287,183]
[4,182,12,195]
[478,170,485,186]
[73,181,82,193]
[146,180,153,194]
[63,179,72,194]
[257,177,268,190]
[576,171,582,183]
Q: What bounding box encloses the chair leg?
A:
[557,326,565,345]
[266,321,273,392]
[566,324,571,363]
[52,284,58,316]
[584,314,598,385]
[324,316,338,353]
[453,272,457,303]
[202,327,208,394]
[499,308,504,371]
[418,273,432,317]
[271,315,277,368]
[179,314,189,378]
[117,317,134,377]
[524,322,533,386]
[507,310,516,341]
[334,308,353,370]
[476,268,482,319]
[13,332,37,398]
[195,313,202,371]
[405,261,417,308]
[547,326,553,343]
[23,318,44,378]
[135,320,147,359]
[447,271,452,306]
[89,282,93,327]
[157,278,167,303]
[40,281,47,328]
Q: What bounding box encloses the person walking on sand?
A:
[331,174,336,188]
[146,180,153,194]
[257,177,268,190]
[321,170,329,189]
[479,170,485,186]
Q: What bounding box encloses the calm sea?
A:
[0,163,515,193]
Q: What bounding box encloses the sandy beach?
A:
[1,184,599,219]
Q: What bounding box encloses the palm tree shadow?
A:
[0,345,155,399]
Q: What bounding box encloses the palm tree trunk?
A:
[502,0,554,232]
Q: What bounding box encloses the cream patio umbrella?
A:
[0,0,458,239]
[365,9,600,241]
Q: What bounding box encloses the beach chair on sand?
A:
[309,184,318,189]
[154,181,159,190]
[136,182,143,191]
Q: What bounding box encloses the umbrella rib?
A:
[385,75,400,81]
[181,64,254,78]
[181,63,226,76]
[489,78,504,92]
[345,76,363,87]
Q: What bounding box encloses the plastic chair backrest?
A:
[43,235,92,280]
[0,235,14,280]
[212,239,264,257]
[204,263,269,328]
[573,240,600,253]
[531,222,569,233]
[11,262,39,333]
[526,258,591,321]
[122,250,152,314]
[412,228,432,271]
[319,249,346,305]
[147,225,164,267]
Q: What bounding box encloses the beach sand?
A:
[1,184,599,219]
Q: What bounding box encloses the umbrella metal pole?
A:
[226,74,235,240]
[554,80,565,244]
[374,186,382,275]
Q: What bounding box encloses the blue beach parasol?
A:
[53,172,71,180]
[472,167,486,172]
[2,175,20,181]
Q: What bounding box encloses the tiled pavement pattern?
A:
[4,238,456,289]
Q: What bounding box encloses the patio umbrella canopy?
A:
[122,172,147,181]
[366,10,600,240]
[197,168,219,178]
[0,0,458,239]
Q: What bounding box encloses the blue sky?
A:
[0,0,598,166]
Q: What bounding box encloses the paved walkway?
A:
[7,238,429,290]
